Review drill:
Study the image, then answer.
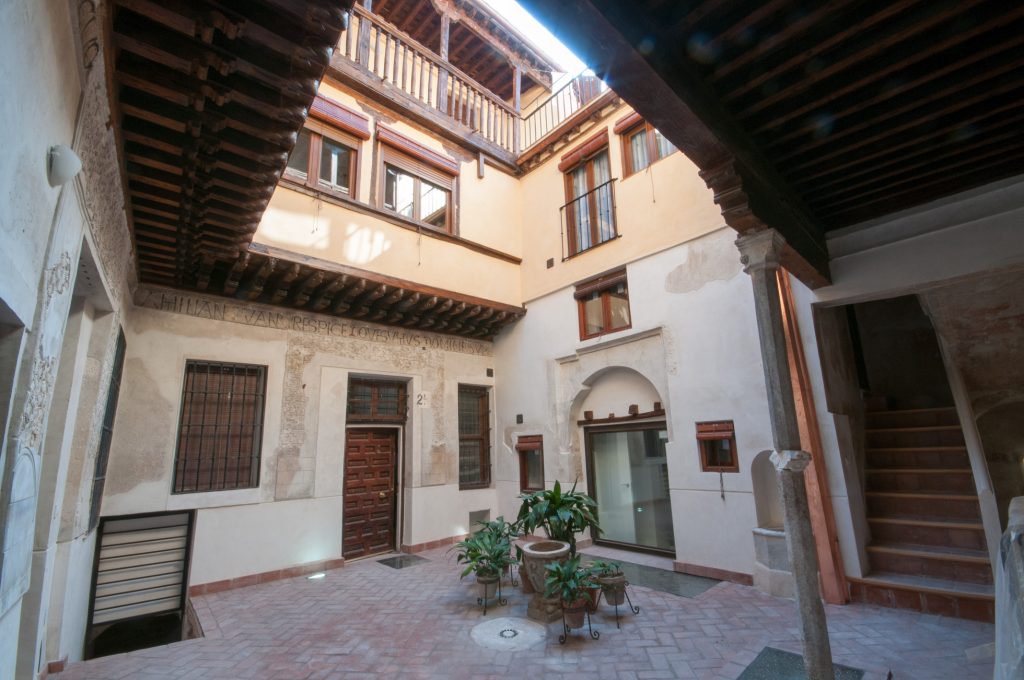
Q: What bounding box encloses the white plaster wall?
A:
[102,309,288,515]
[494,228,775,577]
[103,296,502,584]
[190,497,343,584]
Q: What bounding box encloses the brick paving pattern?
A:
[59,547,994,679]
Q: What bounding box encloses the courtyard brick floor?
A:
[59,546,995,679]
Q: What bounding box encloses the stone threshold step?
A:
[850,572,994,599]
[866,542,989,564]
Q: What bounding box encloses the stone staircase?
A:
[847,405,995,622]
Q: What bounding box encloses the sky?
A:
[478,0,587,86]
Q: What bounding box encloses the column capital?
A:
[736,229,786,275]
[771,449,812,472]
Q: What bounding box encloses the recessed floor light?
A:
[307,572,326,580]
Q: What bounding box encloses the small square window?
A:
[515,435,544,492]
[575,269,631,340]
[696,421,739,473]
[347,378,407,423]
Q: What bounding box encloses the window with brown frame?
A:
[346,378,407,423]
[562,140,616,257]
[379,145,456,233]
[620,120,678,177]
[458,385,490,489]
[575,269,632,340]
[515,435,545,492]
[172,361,267,494]
[696,420,739,473]
[284,123,359,198]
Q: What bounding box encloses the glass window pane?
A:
[287,130,311,176]
[630,129,650,172]
[319,138,351,192]
[419,179,449,230]
[590,428,674,551]
[523,449,543,489]
[654,128,677,159]
[705,438,734,468]
[384,165,415,218]
[608,283,630,330]
[459,441,482,485]
[458,389,482,435]
[583,293,604,336]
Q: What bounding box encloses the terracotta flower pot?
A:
[563,597,588,628]
[477,573,499,600]
[585,585,601,613]
[598,572,626,606]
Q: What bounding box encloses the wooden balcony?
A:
[331,7,620,172]
[332,6,520,166]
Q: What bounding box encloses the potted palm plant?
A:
[589,559,626,606]
[517,480,600,621]
[544,556,595,629]
[517,479,600,557]
[451,530,514,600]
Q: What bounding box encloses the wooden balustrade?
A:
[340,7,518,154]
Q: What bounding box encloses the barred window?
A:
[458,385,490,489]
[346,378,407,423]
[172,361,266,494]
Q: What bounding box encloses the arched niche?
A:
[751,450,783,530]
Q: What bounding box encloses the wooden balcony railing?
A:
[522,73,609,150]
[340,7,519,154]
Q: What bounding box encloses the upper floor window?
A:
[617,114,678,177]
[285,124,359,197]
[383,162,452,231]
[575,269,631,340]
[560,130,616,258]
[377,125,459,234]
[172,360,267,494]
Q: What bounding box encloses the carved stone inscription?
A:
[134,287,492,356]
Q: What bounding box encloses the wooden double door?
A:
[343,429,398,559]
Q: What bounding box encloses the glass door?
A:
[586,425,675,554]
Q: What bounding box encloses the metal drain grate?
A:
[499,629,519,639]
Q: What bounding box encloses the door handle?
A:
[379,491,387,498]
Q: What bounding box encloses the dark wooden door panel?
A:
[343,429,397,559]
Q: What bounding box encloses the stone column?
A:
[737,229,835,680]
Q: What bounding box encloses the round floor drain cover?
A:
[471,617,546,651]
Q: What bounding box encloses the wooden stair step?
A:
[865,468,971,474]
[868,516,983,530]
[866,542,989,564]
[865,425,962,433]
[851,572,993,598]
[867,446,966,452]
[847,572,994,622]
[865,491,977,500]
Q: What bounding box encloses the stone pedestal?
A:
[752,526,795,598]
[520,540,570,623]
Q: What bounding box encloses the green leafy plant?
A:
[517,479,599,556]
[543,555,595,604]
[451,530,515,580]
[587,559,622,577]
[475,515,520,544]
